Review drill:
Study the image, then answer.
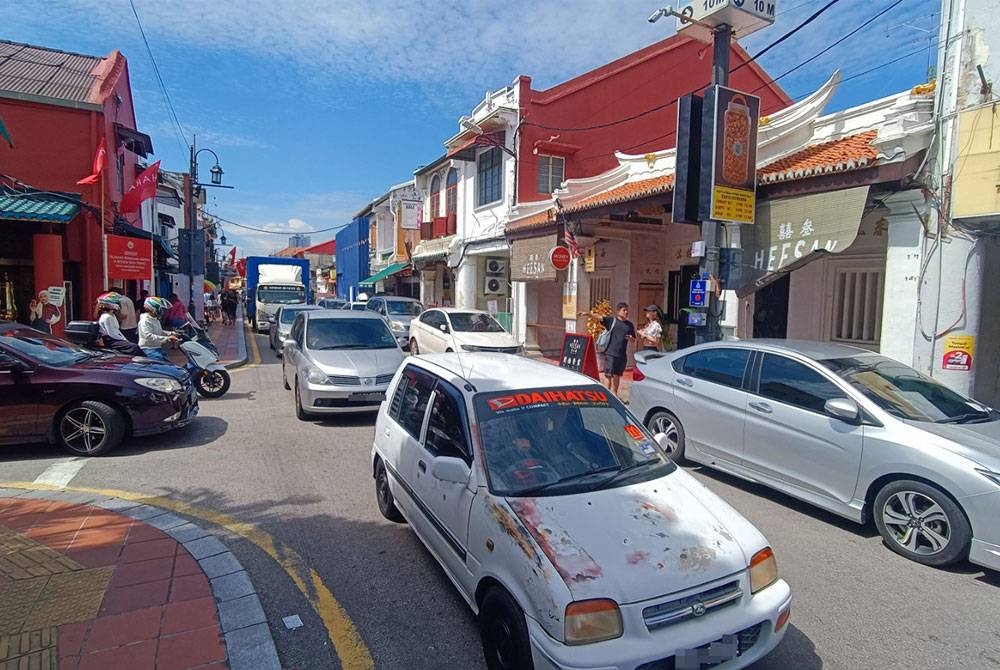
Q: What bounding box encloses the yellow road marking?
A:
[0,482,374,670]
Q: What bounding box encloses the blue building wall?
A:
[335,216,370,300]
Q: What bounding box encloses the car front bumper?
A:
[963,488,1000,571]
[129,382,199,436]
[300,380,389,414]
[526,579,792,670]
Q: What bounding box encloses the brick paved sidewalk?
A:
[0,492,278,670]
[166,305,247,370]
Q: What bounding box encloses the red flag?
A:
[228,246,237,266]
[119,161,160,214]
[76,137,107,185]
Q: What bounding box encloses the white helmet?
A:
[357,292,370,302]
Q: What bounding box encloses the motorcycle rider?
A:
[94,292,143,356]
[139,297,178,362]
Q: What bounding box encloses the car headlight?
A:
[564,599,623,645]
[389,320,405,332]
[135,377,182,393]
[305,366,332,384]
[749,547,779,594]
[460,345,483,352]
[976,468,1000,487]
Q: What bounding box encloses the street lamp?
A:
[187,135,234,318]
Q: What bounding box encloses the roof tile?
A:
[758,130,878,184]
[565,174,675,213]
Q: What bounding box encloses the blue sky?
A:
[7,0,939,257]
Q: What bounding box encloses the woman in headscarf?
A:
[94,292,143,355]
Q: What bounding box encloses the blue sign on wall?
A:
[689,279,707,308]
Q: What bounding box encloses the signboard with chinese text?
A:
[699,86,760,225]
[399,200,421,230]
[510,235,558,282]
[106,234,153,280]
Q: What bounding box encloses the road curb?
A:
[222,305,250,370]
[0,488,281,670]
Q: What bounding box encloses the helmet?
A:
[144,296,171,316]
[96,292,122,310]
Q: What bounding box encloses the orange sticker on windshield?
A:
[624,424,644,440]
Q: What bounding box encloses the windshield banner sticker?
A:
[485,388,609,413]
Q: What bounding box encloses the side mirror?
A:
[825,398,861,423]
[439,324,450,333]
[653,432,671,450]
[431,456,470,484]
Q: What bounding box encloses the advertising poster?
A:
[701,85,760,225]
[941,334,975,371]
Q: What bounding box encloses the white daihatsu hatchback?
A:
[371,353,792,670]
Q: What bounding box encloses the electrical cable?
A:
[209,213,352,236]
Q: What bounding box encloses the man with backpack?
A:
[579,302,635,397]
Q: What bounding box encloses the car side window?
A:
[422,311,441,328]
[758,354,843,413]
[289,316,303,347]
[424,382,471,463]
[389,366,436,439]
[677,349,751,389]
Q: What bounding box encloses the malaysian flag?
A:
[557,206,580,259]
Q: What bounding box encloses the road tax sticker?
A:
[639,441,657,456]
[624,424,644,441]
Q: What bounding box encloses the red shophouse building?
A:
[0,40,153,334]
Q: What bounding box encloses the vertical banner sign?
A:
[699,86,760,224]
[941,334,975,371]
[399,200,421,230]
[106,235,153,280]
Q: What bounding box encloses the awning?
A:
[737,185,871,297]
[360,261,409,287]
[115,123,154,158]
[158,236,177,259]
[0,193,80,223]
[446,131,505,161]
[411,236,455,263]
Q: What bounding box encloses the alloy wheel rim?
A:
[203,371,224,392]
[61,408,106,454]
[652,416,679,454]
[882,491,951,556]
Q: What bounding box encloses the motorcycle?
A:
[174,315,231,399]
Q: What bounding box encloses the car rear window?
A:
[305,318,397,350]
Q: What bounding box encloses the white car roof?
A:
[412,353,596,393]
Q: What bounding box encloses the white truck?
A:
[246,258,309,333]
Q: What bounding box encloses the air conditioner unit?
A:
[483,276,508,296]
[485,258,507,275]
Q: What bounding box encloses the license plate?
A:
[675,634,739,669]
[350,391,385,401]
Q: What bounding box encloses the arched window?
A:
[429,174,441,218]
[445,168,458,216]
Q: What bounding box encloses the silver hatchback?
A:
[629,340,1000,572]
[281,311,405,418]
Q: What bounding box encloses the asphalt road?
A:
[2,330,998,670]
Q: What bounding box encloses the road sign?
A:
[690,279,708,308]
[677,0,777,42]
[549,245,572,271]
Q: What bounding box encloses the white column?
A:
[455,256,478,309]
[512,280,528,345]
[880,191,927,366]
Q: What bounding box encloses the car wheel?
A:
[294,378,312,421]
[283,366,291,390]
[57,401,126,456]
[479,587,534,670]
[268,336,274,350]
[646,410,686,462]
[873,479,971,567]
[195,369,230,398]
[409,338,419,355]
[374,459,405,523]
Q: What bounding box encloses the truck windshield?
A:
[257,287,305,304]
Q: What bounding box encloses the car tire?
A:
[479,587,535,670]
[283,368,291,390]
[645,410,686,462]
[873,479,971,567]
[57,400,126,456]
[294,378,312,421]
[410,338,419,355]
[374,459,405,523]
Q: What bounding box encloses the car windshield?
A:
[386,301,423,316]
[449,312,505,333]
[821,355,992,423]
[280,307,313,324]
[1,328,91,367]
[474,386,674,496]
[257,286,305,304]
[320,300,345,309]
[305,318,398,350]
[350,303,368,311]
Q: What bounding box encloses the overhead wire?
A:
[209,213,352,236]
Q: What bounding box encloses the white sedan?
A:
[409,308,521,355]
[372,353,792,670]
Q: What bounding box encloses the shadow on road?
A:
[204,390,257,401]
[750,624,822,669]
[112,416,230,456]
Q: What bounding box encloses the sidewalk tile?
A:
[80,511,131,532]
[64,546,121,569]
[161,597,218,635]
[57,621,89,659]
[120,538,176,564]
[92,498,142,513]
[197,552,242,580]
[126,524,170,545]
[155,626,225,670]
[173,550,200,577]
[183,536,228,560]
[125,505,169,522]
[165,523,210,544]
[169,573,212,602]
[78,638,156,670]
[69,526,130,552]
[99,579,170,616]
[225,623,281,670]
[110,556,174,588]
[210,570,255,602]
[217,594,266,633]
[83,606,162,652]
[146,513,188,532]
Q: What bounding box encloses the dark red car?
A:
[0,322,198,456]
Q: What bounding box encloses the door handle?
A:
[418,460,427,473]
[676,378,694,388]
[749,401,773,414]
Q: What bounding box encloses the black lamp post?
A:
[187,136,233,317]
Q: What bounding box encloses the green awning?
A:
[0,194,80,223]
[360,261,409,286]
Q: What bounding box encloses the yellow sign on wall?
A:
[942,334,975,371]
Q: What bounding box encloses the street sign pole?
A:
[697,24,731,344]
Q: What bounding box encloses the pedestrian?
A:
[579,302,635,397]
[221,290,238,326]
[93,292,143,356]
[637,304,663,352]
[139,297,178,362]
[109,285,139,343]
[164,293,188,329]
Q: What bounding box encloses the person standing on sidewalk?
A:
[109,285,139,343]
[579,302,635,397]
[139,297,178,362]
[637,304,663,352]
